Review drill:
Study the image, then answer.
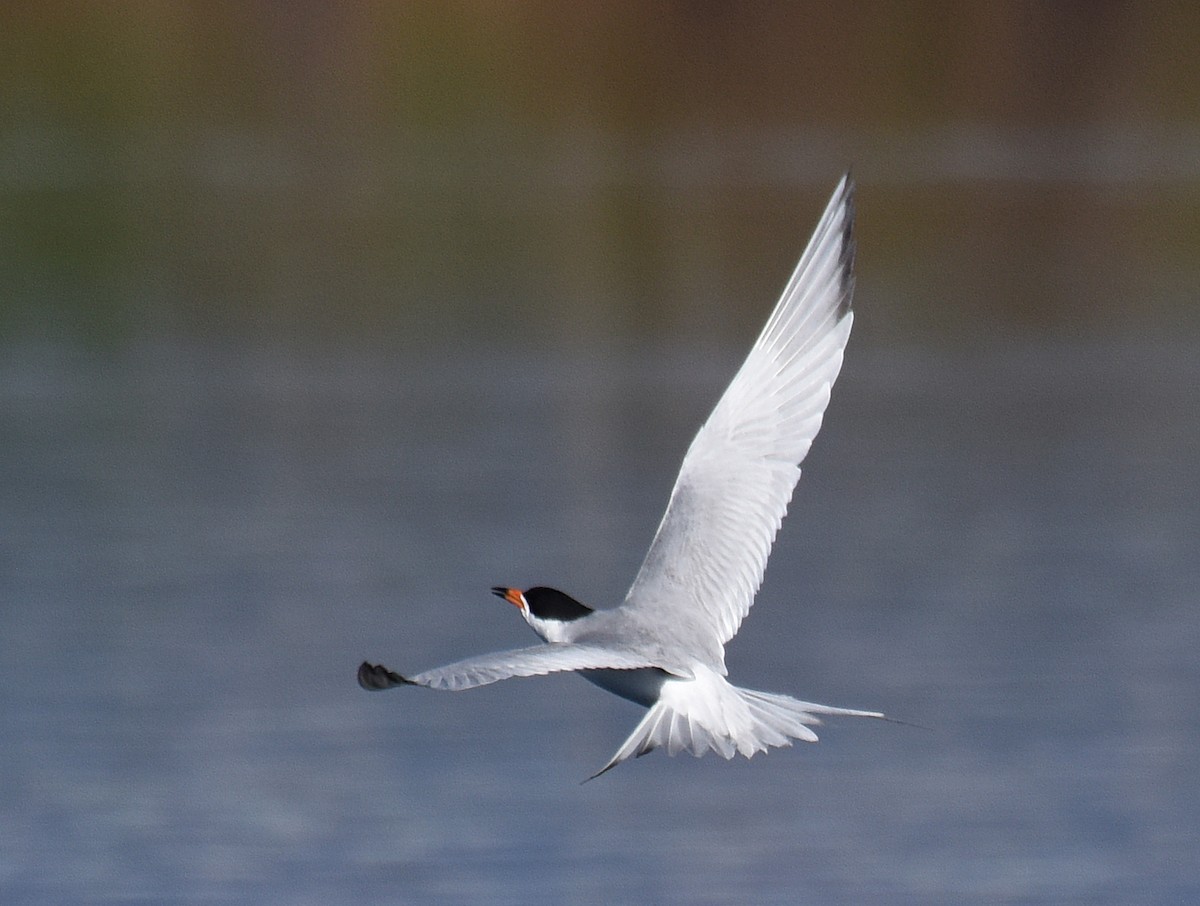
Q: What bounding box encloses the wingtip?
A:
[836,173,856,319]
[357,661,415,691]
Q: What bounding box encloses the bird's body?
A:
[360,175,887,778]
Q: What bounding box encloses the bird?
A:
[359,174,888,780]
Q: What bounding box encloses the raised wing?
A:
[359,643,659,693]
[619,176,856,665]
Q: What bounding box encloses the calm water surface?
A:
[2,333,1197,904]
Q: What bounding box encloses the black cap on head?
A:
[500,586,593,622]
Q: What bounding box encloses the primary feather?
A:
[361,644,659,692]
[615,174,855,668]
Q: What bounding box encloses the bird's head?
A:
[491,586,594,643]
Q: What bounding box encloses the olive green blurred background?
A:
[2,2,1197,351]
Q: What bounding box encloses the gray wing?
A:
[618,176,856,664]
[358,643,658,692]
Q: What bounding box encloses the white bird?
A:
[359,175,887,779]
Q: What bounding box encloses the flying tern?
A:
[359,175,887,779]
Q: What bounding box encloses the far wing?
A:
[360,644,659,693]
[619,176,856,662]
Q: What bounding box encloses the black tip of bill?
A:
[357,661,414,691]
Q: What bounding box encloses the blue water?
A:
[2,333,1197,904]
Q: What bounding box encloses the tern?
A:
[359,175,888,779]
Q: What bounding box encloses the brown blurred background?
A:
[2,2,1197,350]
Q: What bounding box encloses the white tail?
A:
[586,665,884,781]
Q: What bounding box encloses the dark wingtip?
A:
[837,172,856,319]
[357,661,414,691]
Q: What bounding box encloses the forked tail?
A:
[586,665,884,781]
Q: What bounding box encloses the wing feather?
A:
[618,176,856,663]
[401,644,658,692]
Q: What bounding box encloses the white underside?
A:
[588,664,883,780]
[579,667,670,707]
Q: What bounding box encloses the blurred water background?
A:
[2,4,1198,904]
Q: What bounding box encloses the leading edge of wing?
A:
[362,643,662,693]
